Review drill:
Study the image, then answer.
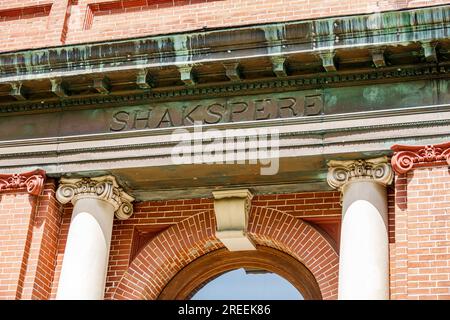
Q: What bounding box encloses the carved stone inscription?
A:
[2,80,438,142]
[110,93,323,131]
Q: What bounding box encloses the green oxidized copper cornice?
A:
[1,63,448,114]
[0,5,449,79]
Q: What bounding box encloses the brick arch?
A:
[112,207,339,300]
[247,207,339,299]
[112,210,221,300]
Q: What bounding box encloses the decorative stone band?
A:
[327,156,393,190]
[0,169,46,196]
[391,142,450,174]
[56,175,135,220]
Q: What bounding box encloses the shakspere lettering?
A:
[110,93,323,132]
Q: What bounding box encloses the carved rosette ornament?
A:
[56,176,134,220]
[0,169,46,196]
[391,142,450,174]
[327,156,393,190]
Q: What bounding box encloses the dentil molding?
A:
[56,175,135,220]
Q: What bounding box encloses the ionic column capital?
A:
[56,175,134,220]
[327,156,393,190]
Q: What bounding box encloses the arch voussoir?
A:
[248,206,339,300]
[113,205,339,300]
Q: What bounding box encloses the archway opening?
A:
[190,267,303,300]
[158,246,322,300]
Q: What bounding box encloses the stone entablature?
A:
[0,5,449,115]
[391,142,450,174]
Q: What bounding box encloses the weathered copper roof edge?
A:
[0,4,448,77]
[1,3,448,56]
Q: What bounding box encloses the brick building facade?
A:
[0,1,450,300]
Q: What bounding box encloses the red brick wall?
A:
[247,206,339,299]
[1,0,449,52]
[21,180,62,300]
[110,200,339,300]
[49,204,71,299]
[48,191,341,299]
[388,185,397,298]
[0,181,62,300]
[0,191,37,299]
[391,165,450,300]
[2,175,447,300]
[0,0,71,52]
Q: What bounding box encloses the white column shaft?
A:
[56,198,115,300]
[338,180,389,300]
